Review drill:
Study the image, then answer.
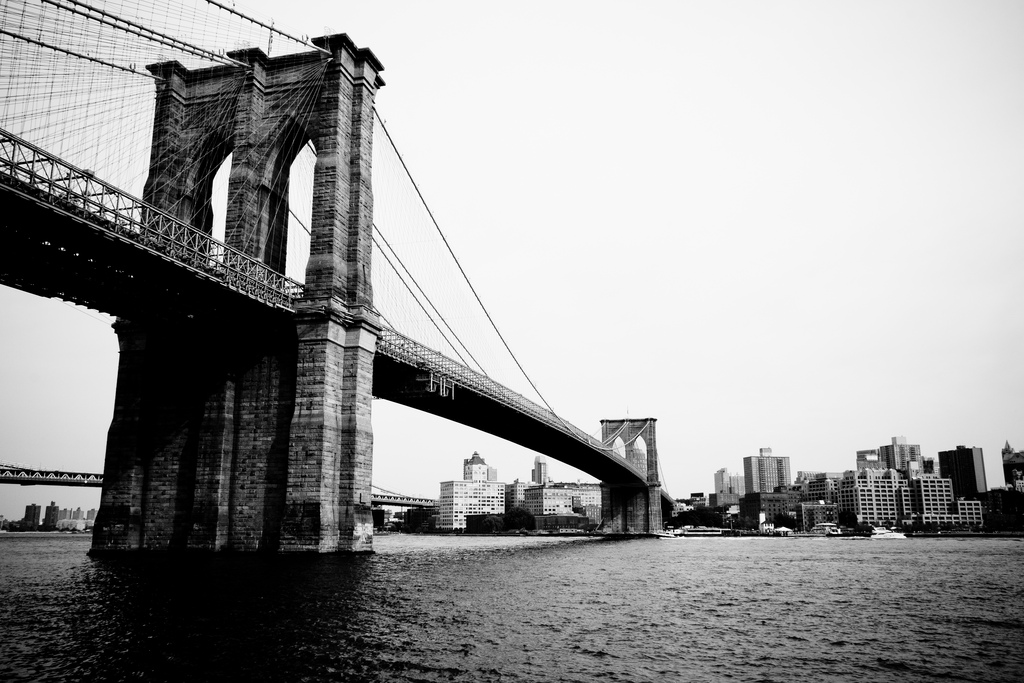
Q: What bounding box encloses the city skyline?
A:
[2,1,1022,519]
[2,434,1014,521]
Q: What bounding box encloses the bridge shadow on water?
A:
[5,535,647,683]
[63,552,413,683]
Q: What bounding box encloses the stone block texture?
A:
[599,419,664,533]
[92,35,384,553]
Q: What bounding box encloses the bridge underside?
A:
[0,193,669,546]
[0,185,285,325]
[372,355,672,530]
[1,166,669,549]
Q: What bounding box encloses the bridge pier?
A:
[91,317,297,552]
[599,419,663,534]
[91,35,384,553]
[280,309,377,552]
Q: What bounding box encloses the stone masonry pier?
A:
[91,35,384,553]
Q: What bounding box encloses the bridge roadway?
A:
[0,127,673,514]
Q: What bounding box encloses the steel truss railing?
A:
[0,465,104,486]
[0,128,302,309]
[371,493,439,507]
[376,328,647,481]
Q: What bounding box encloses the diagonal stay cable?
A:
[371,230,475,369]
[372,108,609,448]
[372,224,485,374]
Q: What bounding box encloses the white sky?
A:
[2,0,1022,520]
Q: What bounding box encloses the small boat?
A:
[870,526,907,539]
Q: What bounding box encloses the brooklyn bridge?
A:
[0,0,673,551]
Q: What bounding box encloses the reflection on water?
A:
[1,533,1022,682]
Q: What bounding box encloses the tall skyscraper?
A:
[938,446,987,499]
[743,448,791,494]
[532,455,550,485]
[878,436,921,473]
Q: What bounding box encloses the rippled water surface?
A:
[1,533,1021,682]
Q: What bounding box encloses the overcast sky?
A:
[2,1,1022,520]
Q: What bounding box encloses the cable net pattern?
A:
[0,1,663,485]
[0,0,320,283]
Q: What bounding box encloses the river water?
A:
[1,533,1021,682]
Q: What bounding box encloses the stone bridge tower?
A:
[92,35,384,553]
[599,418,663,534]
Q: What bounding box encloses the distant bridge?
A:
[0,462,437,507]
[0,463,103,488]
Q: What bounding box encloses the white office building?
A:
[439,452,505,530]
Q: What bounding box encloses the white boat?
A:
[870,526,907,539]
[680,527,725,536]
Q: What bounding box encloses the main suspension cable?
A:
[372,108,569,426]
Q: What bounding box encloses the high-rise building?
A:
[532,455,550,485]
[837,469,907,526]
[713,468,745,507]
[1002,441,1024,492]
[837,468,984,527]
[439,480,505,530]
[505,479,528,511]
[22,504,41,530]
[878,436,921,473]
[938,446,987,499]
[795,472,843,503]
[856,449,883,471]
[43,501,59,530]
[440,452,505,530]
[463,452,496,481]
[743,448,791,493]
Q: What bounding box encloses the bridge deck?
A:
[0,128,300,316]
[0,129,673,508]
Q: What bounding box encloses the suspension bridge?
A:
[0,0,672,551]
